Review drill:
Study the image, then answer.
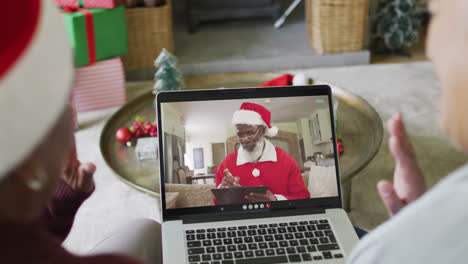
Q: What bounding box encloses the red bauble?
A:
[116,127,132,145]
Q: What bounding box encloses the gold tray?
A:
[100,72,383,199]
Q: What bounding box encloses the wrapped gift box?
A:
[55,0,123,9]
[72,58,126,112]
[61,6,128,67]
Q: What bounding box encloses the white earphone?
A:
[26,167,48,191]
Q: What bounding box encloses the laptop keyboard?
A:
[185,219,344,263]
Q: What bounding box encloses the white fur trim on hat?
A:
[232,110,278,137]
[0,1,73,179]
[232,109,265,127]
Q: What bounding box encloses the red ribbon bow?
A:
[72,0,124,8]
[62,7,96,65]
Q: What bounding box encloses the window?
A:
[193,148,204,169]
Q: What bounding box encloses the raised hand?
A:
[220,169,240,188]
[377,113,426,216]
[62,142,95,193]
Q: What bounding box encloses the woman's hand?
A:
[377,113,426,216]
[62,144,95,193]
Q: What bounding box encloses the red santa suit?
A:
[215,139,310,203]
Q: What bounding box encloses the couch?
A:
[166,171,336,208]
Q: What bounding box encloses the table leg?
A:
[342,179,352,212]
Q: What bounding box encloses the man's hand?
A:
[377,113,426,216]
[220,169,240,188]
[62,144,95,193]
[244,190,277,202]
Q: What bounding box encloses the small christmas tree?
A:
[372,0,422,52]
[152,49,184,94]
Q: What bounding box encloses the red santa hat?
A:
[0,0,73,179]
[232,102,278,137]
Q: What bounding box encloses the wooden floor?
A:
[371,26,428,64]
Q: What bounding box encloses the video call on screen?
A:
[160,96,338,209]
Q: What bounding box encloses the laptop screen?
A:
[157,86,342,219]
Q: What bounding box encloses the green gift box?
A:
[61,6,128,67]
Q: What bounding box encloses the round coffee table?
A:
[100,72,383,211]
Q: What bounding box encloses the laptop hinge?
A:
[182,207,326,224]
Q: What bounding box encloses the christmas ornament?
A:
[116,116,158,146]
[116,127,132,145]
[130,118,158,138]
[152,48,184,93]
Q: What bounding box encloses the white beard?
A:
[239,138,265,163]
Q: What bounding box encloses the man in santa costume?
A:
[215,102,311,203]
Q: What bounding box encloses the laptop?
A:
[156,85,359,264]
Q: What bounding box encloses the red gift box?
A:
[72,58,126,112]
[54,0,123,9]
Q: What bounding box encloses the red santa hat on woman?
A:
[232,102,279,137]
[0,0,73,179]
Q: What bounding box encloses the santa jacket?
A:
[215,139,311,202]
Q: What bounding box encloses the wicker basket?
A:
[306,0,370,54]
[121,0,174,71]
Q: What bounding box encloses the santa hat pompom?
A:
[266,126,278,137]
[292,72,309,86]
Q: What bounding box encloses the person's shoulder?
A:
[274,146,286,155]
[349,166,468,263]
[82,253,144,264]
[274,147,294,160]
[226,150,238,159]
[221,151,238,164]
[438,163,468,187]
